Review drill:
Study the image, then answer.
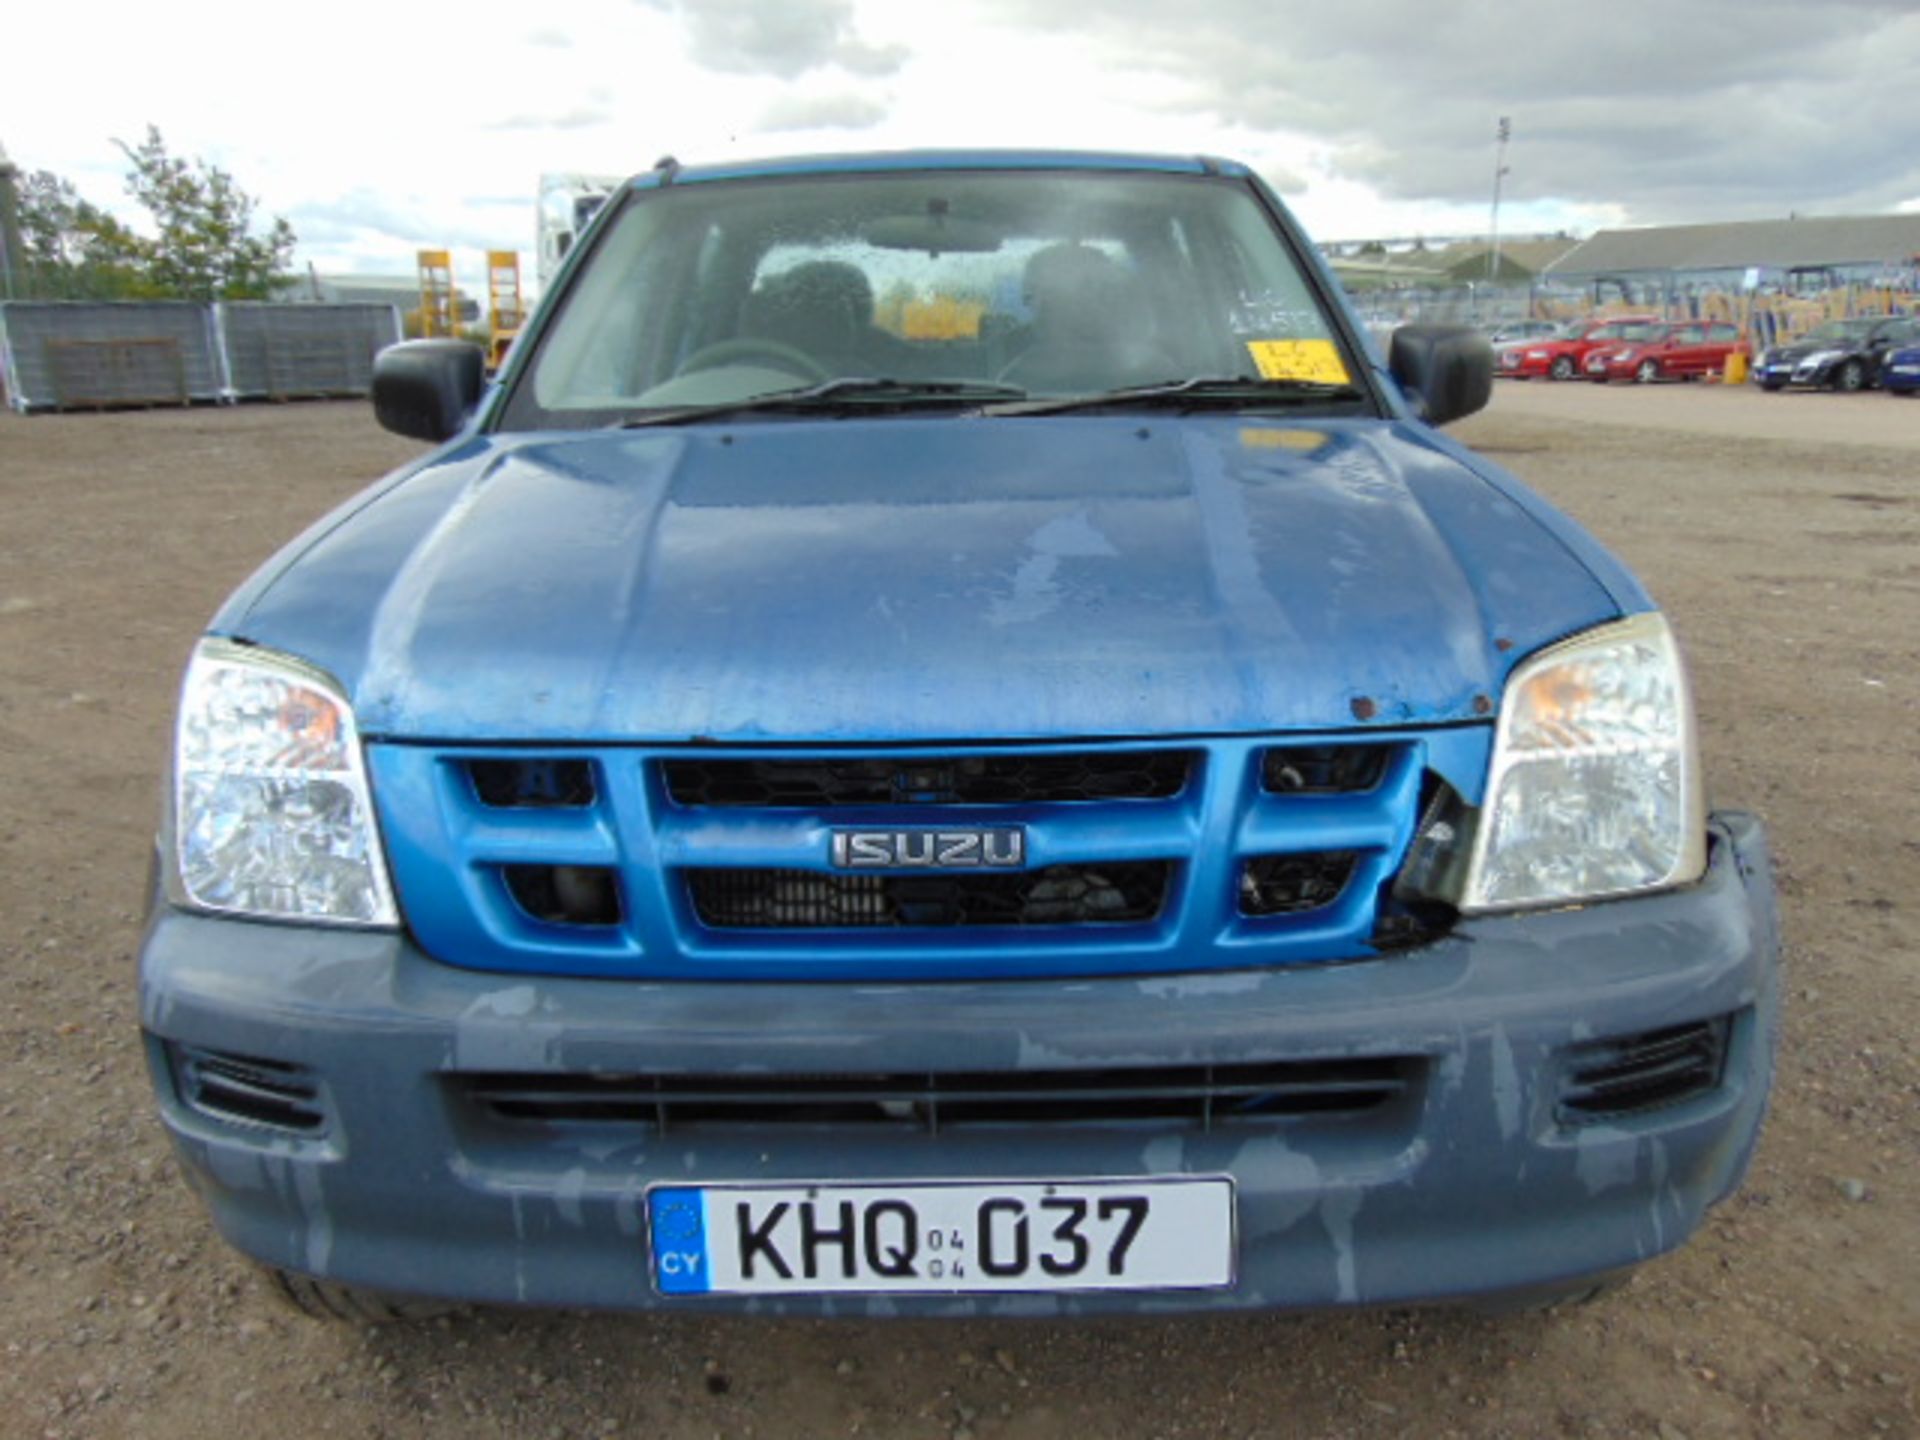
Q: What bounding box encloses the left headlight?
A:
[1461,612,1705,913]
[171,638,398,926]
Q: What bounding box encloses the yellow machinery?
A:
[416,249,456,338]
[486,250,524,371]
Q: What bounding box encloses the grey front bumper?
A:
[139,813,1780,1315]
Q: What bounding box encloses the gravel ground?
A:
[0,384,1913,1440]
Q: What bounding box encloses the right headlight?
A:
[1461,611,1705,913]
[171,637,397,927]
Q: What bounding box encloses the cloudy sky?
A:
[8,0,1920,288]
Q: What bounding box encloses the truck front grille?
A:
[687,862,1171,929]
[455,1055,1423,1134]
[369,732,1473,981]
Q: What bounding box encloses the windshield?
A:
[505,170,1357,426]
[1801,320,1874,343]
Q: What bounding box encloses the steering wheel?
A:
[677,337,829,382]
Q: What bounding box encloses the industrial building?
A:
[1543,213,1920,305]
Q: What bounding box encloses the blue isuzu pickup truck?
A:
[142,151,1779,1319]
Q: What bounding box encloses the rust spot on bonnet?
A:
[1495,636,1515,652]
[1349,696,1377,721]
[1473,694,1494,715]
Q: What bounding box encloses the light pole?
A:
[1487,116,1512,287]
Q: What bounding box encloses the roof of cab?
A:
[628,150,1253,188]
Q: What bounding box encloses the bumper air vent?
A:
[687,862,1171,928]
[1262,744,1393,794]
[504,865,623,926]
[1240,852,1359,916]
[1558,1016,1733,1124]
[455,1056,1423,1134]
[169,1045,325,1134]
[467,757,596,808]
[662,750,1195,807]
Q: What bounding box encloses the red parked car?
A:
[1497,317,1664,380]
[1585,321,1746,383]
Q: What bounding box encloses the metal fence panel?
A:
[46,337,188,407]
[0,301,223,411]
[218,303,401,399]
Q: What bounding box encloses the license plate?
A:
[648,1177,1235,1295]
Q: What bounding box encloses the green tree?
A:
[15,169,149,298]
[113,125,295,300]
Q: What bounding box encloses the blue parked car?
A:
[141,151,1778,1322]
[1882,338,1920,394]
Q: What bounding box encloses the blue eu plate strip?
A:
[648,1188,711,1294]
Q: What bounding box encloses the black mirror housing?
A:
[372,340,487,442]
[1388,325,1494,427]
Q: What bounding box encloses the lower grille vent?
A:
[1262,744,1393,794]
[1558,1016,1732,1123]
[663,751,1194,807]
[1240,852,1359,916]
[170,1045,324,1133]
[687,862,1170,928]
[505,865,623,926]
[456,1056,1421,1134]
[467,758,596,808]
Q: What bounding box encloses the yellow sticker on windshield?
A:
[1246,339,1350,385]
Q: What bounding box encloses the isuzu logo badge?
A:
[831,828,1026,869]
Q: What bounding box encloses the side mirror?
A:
[1388,324,1493,426]
[372,339,486,442]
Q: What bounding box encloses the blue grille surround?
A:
[368,731,1490,981]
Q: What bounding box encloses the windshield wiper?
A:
[983,375,1367,418]
[613,377,1028,428]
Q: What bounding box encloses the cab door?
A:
[1666,325,1708,376]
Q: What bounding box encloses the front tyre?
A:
[1834,359,1865,392]
[1549,356,1576,381]
[1635,359,1661,383]
[258,1265,456,1324]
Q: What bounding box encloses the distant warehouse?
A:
[1544,213,1920,305]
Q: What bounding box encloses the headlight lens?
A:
[173,639,397,926]
[1462,612,1704,913]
